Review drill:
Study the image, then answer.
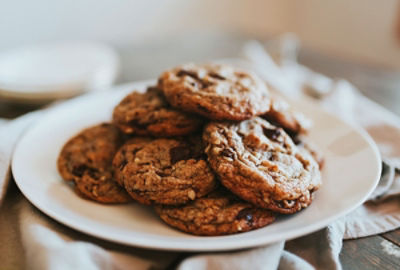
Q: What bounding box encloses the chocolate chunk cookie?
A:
[112,136,216,205]
[158,63,271,121]
[262,96,312,136]
[203,117,321,214]
[112,87,203,137]
[155,189,276,236]
[57,123,131,203]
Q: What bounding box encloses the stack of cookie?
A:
[58,63,322,236]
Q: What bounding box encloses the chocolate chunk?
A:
[221,149,234,158]
[157,171,169,177]
[72,164,87,177]
[291,135,301,145]
[177,70,212,89]
[208,72,226,80]
[262,127,281,141]
[72,164,99,178]
[236,208,254,225]
[177,70,200,80]
[119,159,128,171]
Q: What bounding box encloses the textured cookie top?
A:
[262,96,312,136]
[112,136,216,205]
[57,123,131,203]
[203,117,321,213]
[112,87,203,137]
[155,189,276,236]
[159,63,271,120]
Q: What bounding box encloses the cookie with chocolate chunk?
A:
[158,63,271,121]
[203,117,321,214]
[112,136,216,205]
[155,189,276,236]
[262,96,312,136]
[112,87,203,137]
[57,123,131,203]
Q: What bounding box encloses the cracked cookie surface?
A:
[57,123,131,203]
[112,87,203,136]
[155,189,276,236]
[112,136,216,205]
[203,117,321,214]
[158,63,271,121]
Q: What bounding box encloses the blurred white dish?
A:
[12,81,381,251]
[0,41,119,103]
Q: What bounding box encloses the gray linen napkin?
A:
[320,81,400,239]
[0,111,43,205]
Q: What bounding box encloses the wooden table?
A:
[340,231,400,269]
[1,99,400,270]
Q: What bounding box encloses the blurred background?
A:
[1,0,400,114]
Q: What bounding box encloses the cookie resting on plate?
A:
[203,117,321,214]
[112,86,203,137]
[112,136,217,205]
[158,63,271,121]
[57,123,131,203]
[155,189,276,236]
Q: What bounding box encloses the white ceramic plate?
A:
[0,41,119,104]
[12,81,381,251]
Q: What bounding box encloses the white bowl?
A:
[0,41,119,103]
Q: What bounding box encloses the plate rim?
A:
[12,81,382,251]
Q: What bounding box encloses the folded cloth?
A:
[0,185,181,270]
[0,111,43,205]
[1,51,400,270]
[319,80,400,239]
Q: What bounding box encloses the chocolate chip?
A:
[177,70,212,89]
[291,135,301,145]
[268,153,277,161]
[199,81,213,89]
[119,159,128,171]
[177,70,200,80]
[72,164,87,177]
[236,208,254,225]
[170,146,192,164]
[221,149,234,159]
[208,72,226,80]
[157,171,169,177]
[72,164,100,178]
[262,127,281,141]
